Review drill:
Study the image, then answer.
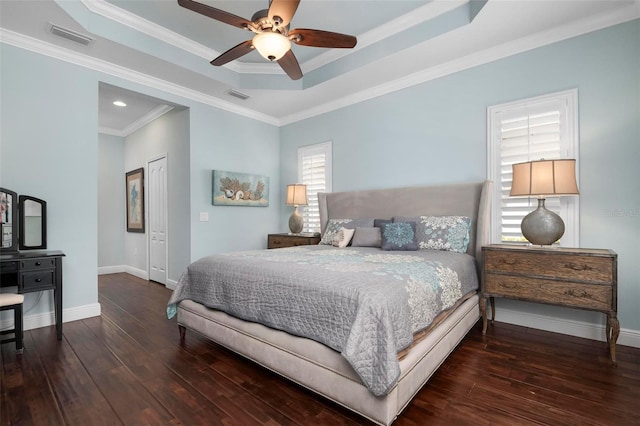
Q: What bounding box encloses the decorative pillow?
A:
[373,218,392,228]
[332,227,356,248]
[320,218,374,245]
[380,222,418,251]
[351,227,382,248]
[393,215,471,253]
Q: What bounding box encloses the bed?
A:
[168,180,492,425]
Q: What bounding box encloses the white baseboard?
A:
[166,278,178,290]
[495,307,640,349]
[98,265,126,275]
[0,303,101,332]
[98,265,148,280]
[125,266,148,280]
[98,266,176,289]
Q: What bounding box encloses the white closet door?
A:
[148,156,167,285]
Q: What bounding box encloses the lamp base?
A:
[521,198,565,246]
[288,206,303,234]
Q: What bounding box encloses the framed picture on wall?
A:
[212,170,269,207]
[126,168,145,233]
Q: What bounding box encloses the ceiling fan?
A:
[178,0,357,80]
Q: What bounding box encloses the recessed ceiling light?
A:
[113,100,127,107]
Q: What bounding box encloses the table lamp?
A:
[510,159,579,245]
[286,184,307,234]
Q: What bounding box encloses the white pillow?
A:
[332,227,355,248]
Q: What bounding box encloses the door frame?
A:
[147,153,169,285]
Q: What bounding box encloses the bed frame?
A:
[177,180,492,425]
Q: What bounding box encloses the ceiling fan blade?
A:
[178,0,253,30]
[290,29,357,48]
[277,50,302,80]
[210,40,254,66]
[268,0,300,28]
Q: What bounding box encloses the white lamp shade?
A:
[286,184,307,206]
[252,31,291,61]
[510,159,579,196]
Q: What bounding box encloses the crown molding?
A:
[99,105,175,137]
[279,3,640,125]
[79,0,462,76]
[303,0,466,73]
[98,126,125,137]
[0,28,280,126]
[80,0,218,61]
[2,2,637,128]
[122,105,175,136]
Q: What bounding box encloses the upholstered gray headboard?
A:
[318,181,492,268]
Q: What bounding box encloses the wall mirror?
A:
[0,187,19,253]
[19,195,47,250]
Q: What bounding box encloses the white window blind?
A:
[298,141,332,233]
[488,90,579,246]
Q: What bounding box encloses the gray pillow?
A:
[393,215,471,253]
[351,227,382,247]
[380,222,418,251]
[320,218,375,245]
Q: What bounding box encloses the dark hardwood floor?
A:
[2,273,639,425]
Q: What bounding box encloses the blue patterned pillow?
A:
[320,218,374,245]
[394,215,471,253]
[380,222,418,251]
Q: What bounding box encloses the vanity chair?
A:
[0,292,24,353]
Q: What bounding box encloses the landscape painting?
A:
[212,170,269,207]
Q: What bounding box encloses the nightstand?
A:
[480,244,619,362]
[268,233,321,249]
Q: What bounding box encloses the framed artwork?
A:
[126,168,145,232]
[212,170,269,207]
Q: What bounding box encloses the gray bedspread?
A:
[167,245,478,396]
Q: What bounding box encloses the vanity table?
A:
[1,186,61,340]
[0,250,65,340]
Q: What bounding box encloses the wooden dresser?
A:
[267,233,321,249]
[480,244,618,362]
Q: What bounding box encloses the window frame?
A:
[297,141,332,233]
[487,89,580,247]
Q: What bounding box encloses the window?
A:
[487,89,579,246]
[298,141,332,233]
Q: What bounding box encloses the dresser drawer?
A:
[484,274,612,311]
[0,260,19,273]
[268,234,320,249]
[21,270,55,290]
[484,250,613,284]
[21,258,56,271]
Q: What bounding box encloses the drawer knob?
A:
[501,258,517,265]
[35,261,42,266]
[565,262,593,271]
[35,278,42,283]
[499,282,518,289]
[564,289,593,299]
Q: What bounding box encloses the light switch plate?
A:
[199,212,209,222]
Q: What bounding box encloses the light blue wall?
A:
[0,43,280,319]
[98,133,125,268]
[1,44,99,313]
[280,20,640,331]
[189,106,281,260]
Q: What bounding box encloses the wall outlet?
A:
[199,212,209,222]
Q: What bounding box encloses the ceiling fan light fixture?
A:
[252,31,291,61]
